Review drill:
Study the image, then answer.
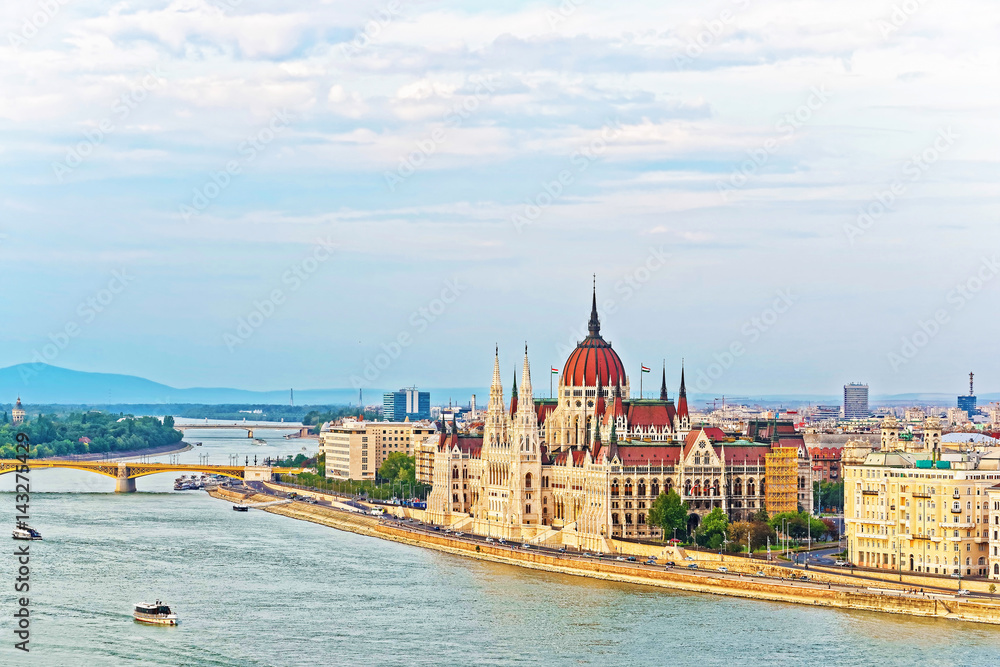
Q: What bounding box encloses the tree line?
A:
[0,411,183,459]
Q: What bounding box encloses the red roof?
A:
[536,402,556,425]
[809,446,843,460]
[723,445,771,465]
[615,445,681,466]
[562,335,626,388]
[626,403,675,429]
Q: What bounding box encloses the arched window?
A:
[452,467,459,479]
[638,513,646,525]
[693,480,701,497]
[734,478,743,496]
[525,473,532,489]
[747,479,756,496]
[624,480,633,497]
[611,480,620,496]
[651,480,660,497]
[684,480,692,496]
[638,481,647,497]
[713,480,720,496]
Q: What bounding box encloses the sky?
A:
[1,0,998,398]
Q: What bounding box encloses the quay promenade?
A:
[209,485,1000,626]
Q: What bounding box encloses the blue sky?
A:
[1,0,998,397]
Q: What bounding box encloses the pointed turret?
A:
[489,346,504,413]
[612,381,625,421]
[519,343,533,405]
[588,276,601,337]
[659,361,668,401]
[510,368,518,418]
[677,364,689,421]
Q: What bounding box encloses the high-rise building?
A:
[843,383,869,420]
[958,372,977,416]
[382,387,430,421]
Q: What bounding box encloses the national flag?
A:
[551,367,559,374]
[641,365,651,373]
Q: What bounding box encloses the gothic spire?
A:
[677,361,689,420]
[519,343,533,403]
[489,346,504,411]
[659,360,668,401]
[588,275,601,337]
[510,368,518,417]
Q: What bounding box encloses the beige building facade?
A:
[845,417,1000,579]
[319,420,435,480]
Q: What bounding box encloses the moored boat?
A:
[233,505,249,512]
[133,601,178,626]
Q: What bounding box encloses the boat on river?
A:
[133,601,178,626]
[233,505,249,512]
[12,523,42,540]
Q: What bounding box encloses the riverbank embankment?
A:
[209,487,1000,625]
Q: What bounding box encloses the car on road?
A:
[799,575,810,581]
[558,547,567,553]
[523,543,533,549]
[485,537,494,543]
[835,559,847,567]
[957,589,970,596]
[644,559,656,565]
[666,561,677,567]
[717,566,728,573]
[615,556,625,561]
[455,532,464,537]
[627,556,637,562]
[432,526,441,531]
[756,571,765,577]
[687,563,699,569]
[684,556,694,561]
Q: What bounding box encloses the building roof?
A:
[626,402,676,429]
[615,444,681,467]
[561,287,627,388]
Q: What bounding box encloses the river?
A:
[1,423,997,666]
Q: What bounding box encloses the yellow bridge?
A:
[0,460,301,493]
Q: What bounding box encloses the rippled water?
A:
[1,426,998,666]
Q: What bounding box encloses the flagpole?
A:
[640,364,642,399]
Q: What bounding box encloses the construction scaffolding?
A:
[765,447,798,516]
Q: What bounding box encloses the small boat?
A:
[12,523,42,540]
[233,505,249,512]
[133,601,178,626]
[252,438,267,445]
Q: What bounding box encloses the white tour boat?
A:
[133,601,178,626]
[12,523,42,540]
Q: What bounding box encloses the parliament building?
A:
[425,286,812,551]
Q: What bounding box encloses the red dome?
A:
[562,286,627,388]
[562,335,627,388]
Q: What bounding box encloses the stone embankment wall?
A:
[209,488,1000,625]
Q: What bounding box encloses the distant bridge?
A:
[0,460,303,493]
[175,423,307,438]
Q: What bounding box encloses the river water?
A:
[1,423,998,666]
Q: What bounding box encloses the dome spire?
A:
[588,275,600,337]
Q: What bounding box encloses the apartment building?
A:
[319,420,435,480]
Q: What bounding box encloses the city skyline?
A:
[2,1,998,394]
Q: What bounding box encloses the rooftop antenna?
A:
[970,372,975,396]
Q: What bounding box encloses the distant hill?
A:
[0,363,992,408]
[0,364,368,405]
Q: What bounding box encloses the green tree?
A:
[378,452,416,485]
[648,490,689,540]
[695,507,729,549]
